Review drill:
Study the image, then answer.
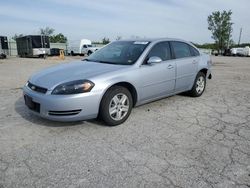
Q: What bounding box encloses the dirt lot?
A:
[0,56,250,188]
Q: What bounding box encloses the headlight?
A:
[51,80,94,95]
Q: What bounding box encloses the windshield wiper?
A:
[98,61,117,64]
[85,59,114,64]
[83,58,99,63]
[82,58,89,61]
[83,59,122,65]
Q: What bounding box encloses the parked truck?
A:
[0,36,8,59]
[68,39,100,56]
[231,46,250,57]
[16,35,50,58]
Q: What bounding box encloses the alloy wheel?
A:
[196,76,205,94]
[109,93,129,121]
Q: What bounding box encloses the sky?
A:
[0,0,249,45]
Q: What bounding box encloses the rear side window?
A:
[147,42,171,61]
[171,41,192,59]
[189,46,200,56]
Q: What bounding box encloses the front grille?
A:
[48,109,82,116]
[28,82,48,94]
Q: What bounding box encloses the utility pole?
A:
[238,28,242,46]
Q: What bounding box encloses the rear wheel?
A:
[99,86,133,126]
[187,72,206,97]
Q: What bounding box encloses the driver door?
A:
[137,42,176,101]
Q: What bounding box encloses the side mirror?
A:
[147,56,162,64]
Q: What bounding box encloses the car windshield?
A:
[85,41,150,65]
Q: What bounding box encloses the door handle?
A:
[167,64,174,69]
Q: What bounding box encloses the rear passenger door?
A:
[170,41,199,92]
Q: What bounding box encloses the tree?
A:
[102,37,110,44]
[116,36,122,40]
[39,27,55,36]
[207,10,233,52]
[12,34,24,40]
[49,33,68,43]
[192,43,217,50]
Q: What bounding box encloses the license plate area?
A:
[24,95,40,113]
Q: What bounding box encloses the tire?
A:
[187,72,206,97]
[99,86,133,126]
[87,51,92,56]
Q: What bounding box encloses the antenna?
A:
[238,28,242,46]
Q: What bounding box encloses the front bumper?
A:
[23,85,102,122]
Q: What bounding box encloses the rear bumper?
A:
[23,85,102,122]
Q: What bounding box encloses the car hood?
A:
[29,61,126,90]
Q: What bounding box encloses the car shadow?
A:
[14,97,105,127]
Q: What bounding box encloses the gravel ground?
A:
[0,56,250,188]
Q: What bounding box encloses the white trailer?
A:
[243,46,250,56]
[231,46,250,57]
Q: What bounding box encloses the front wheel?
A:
[187,72,206,97]
[99,86,133,126]
[87,51,92,56]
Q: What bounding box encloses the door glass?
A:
[147,42,171,61]
[189,46,200,56]
[171,41,192,59]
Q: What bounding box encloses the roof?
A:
[119,38,189,43]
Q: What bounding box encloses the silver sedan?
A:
[23,38,212,126]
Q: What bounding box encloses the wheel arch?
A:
[199,68,208,76]
[102,81,138,107]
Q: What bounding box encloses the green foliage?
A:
[207,10,233,51]
[49,33,68,43]
[12,34,24,40]
[39,27,55,36]
[39,27,67,43]
[193,43,217,50]
[102,37,110,44]
[231,43,250,48]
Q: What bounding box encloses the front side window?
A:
[86,41,150,65]
[171,41,192,59]
[147,42,171,61]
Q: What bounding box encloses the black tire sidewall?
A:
[100,86,133,126]
[190,72,206,97]
[88,51,92,56]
